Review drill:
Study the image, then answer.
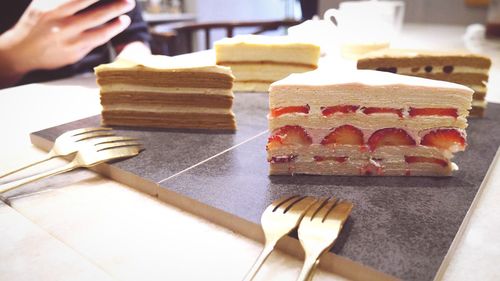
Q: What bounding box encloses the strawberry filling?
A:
[321,105,359,116]
[270,105,310,117]
[269,155,297,163]
[267,125,312,149]
[420,129,466,152]
[409,108,458,118]
[368,128,416,151]
[362,107,403,118]
[321,125,364,145]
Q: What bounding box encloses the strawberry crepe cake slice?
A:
[266,69,473,176]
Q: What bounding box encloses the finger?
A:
[66,0,135,33]
[77,15,131,52]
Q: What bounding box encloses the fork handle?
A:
[297,255,320,281]
[0,151,58,180]
[0,162,78,194]
[242,242,276,281]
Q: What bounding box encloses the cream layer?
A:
[472,100,487,108]
[267,145,451,161]
[468,84,487,93]
[269,115,468,132]
[269,90,471,116]
[100,84,234,97]
[103,104,233,114]
[215,35,320,66]
[226,63,313,82]
[397,66,489,75]
[233,81,271,93]
[95,55,233,76]
[269,161,453,176]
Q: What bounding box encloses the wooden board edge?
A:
[433,147,500,281]
[156,186,397,281]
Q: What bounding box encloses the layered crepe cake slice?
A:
[267,69,473,176]
[356,49,491,117]
[214,35,320,92]
[95,55,236,130]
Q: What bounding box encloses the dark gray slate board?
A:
[32,93,268,183]
[31,96,500,281]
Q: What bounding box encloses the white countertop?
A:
[1,24,500,281]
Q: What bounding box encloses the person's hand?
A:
[0,0,135,86]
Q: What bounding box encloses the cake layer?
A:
[269,161,453,176]
[473,91,486,101]
[267,144,450,161]
[357,49,492,68]
[214,35,320,66]
[388,73,488,86]
[99,84,234,97]
[270,89,472,115]
[269,115,468,132]
[233,81,271,93]
[102,104,233,114]
[470,106,485,117]
[219,62,315,82]
[101,111,236,130]
[101,92,233,109]
[396,66,489,75]
[269,69,473,114]
[97,71,233,89]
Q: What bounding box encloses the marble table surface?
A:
[1,23,500,280]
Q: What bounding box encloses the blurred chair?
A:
[150,19,301,56]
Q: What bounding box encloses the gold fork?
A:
[0,127,115,179]
[243,196,317,281]
[296,197,353,281]
[0,138,142,194]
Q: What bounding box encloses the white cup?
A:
[325,0,405,58]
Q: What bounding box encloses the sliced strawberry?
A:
[321,105,359,117]
[420,129,466,151]
[321,125,364,145]
[270,105,310,118]
[405,156,448,167]
[266,135,283,150]
[269,155,297,163]
[314,156,348,163]
[267,125,312,149]
[409,107,458,118]
[368,128,416,151]
[362,107,403,117]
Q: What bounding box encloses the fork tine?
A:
[313,197,338,221]
[73,131,115,142]
[87,136,139,145]
[71,127,112,137]
[285,196,317,213]
[96,142,142,151]
[278,196,306,213]
[304,197,328,215]
[93,147,141,162]
[325,200,353,222]
[268,195,300,212]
